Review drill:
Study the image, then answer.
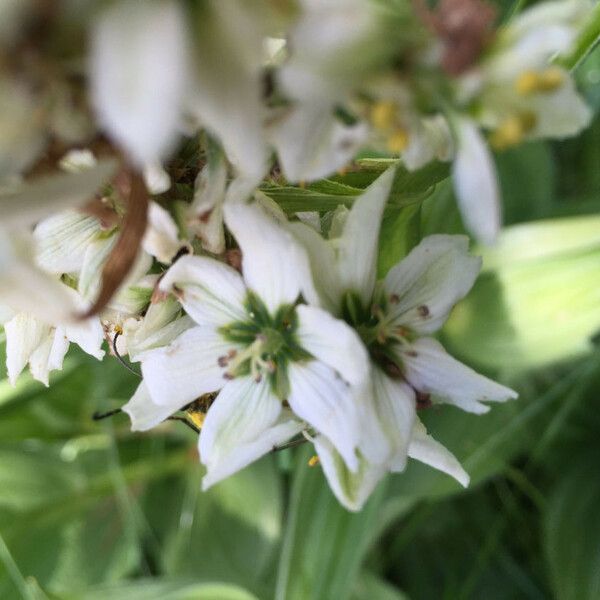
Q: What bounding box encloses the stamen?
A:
[371,100,397,131]
[308,455,320,467]
[387,128,410,153]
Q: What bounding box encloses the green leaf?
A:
[544,448,600,600]
[275,447,387,600]
[377,204,421,278]
[62,580,260,600]
[556,2,600,71]
[262,161,448,214]
[352,571,410,600]
[162,458,283,599]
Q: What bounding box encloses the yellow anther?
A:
[515,70,540,95]
[489,115,524,150]
[114,325,123,335]
[386,128,410,154]
[187,411,206,430]
[308,455,320,467]
[538,67,565,92]
[371,100,397,131]
[298,180,306,189]
[516,67,564,95]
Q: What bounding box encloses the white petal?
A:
[140,326,234,409]
[408,417,469,487]
[527,79,592,139]
[295,304,369,386]
[400,337,517,414]
[143,162,171,195]
[34,211,102,275]
[28,329,69,386]
[288,221,342,313]
[224,200,320,313]
[200,376,300,489]
[371,367,416,471]
[269,104,368,182]
[0,159,117,226]
[77,234,116,304]
[383,235,481,334]
[142,202,181,264]
[314,435,387,512]
[90,0,188,165]
[64,318,105,361]
[0,231,78,324]
[452,117,500,245]
[288,360,360,471]
[187,2,268,178]
[158,255,247,326]
[337,167,396,306]
[4,313,52,385]
[123,381,176,432]
[189,152,228,254]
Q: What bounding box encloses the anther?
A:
[417,305,430,317]
[308,455,320,467]
[217,356,229,368]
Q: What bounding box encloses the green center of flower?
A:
[341,290,414,378]
[218,292,310,399]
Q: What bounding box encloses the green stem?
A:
[0,532,38,600]
[556,2,600,71]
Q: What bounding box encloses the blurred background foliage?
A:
[2,2,600,599]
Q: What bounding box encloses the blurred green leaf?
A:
[544,447,600,600]
[275,447,387,600]
[352,571,410,600]
[63,580,259,600]
[162,459,283,599]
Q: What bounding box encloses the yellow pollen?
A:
[387,128,410,153]
[371,100,397,131]
[308,455,320,467]
[187,411,206,430]
[538,67,565,92]
[516,68,564,95]
[490,116,524,150]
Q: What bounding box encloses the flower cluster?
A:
[0,0,595,509]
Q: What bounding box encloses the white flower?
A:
[461,0,592,145]
[90,0,189,166]
[124,200,370,489]
[289,167,517,510]
[3,286,104,386]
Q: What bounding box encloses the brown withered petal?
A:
[79,170,149,318]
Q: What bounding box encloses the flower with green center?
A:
[289,167,517,510]
[124,199,370,489]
